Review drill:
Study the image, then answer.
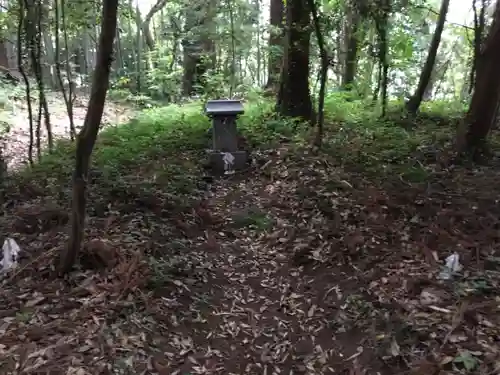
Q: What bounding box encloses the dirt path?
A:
[2,91,134,169]
[140,152,500,375]
[144,177,380,375]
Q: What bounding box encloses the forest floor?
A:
[0,96,500,375]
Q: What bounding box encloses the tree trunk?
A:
[308,0,328,148]
[55,0,76,140]
[405,0,450,114]
[422,70,436,101]
[457,0,500,159]
[276,0,314,123]
[0,40,9,69]
[0,5,9,70]
[341,6,360,90]
[469,0,488,94]
[265,0,284,92]
[115,28,124,73]
[182,0,216,96]
[58,0,119,275]
[81,32,92,83]
[73,43,85,74]
[432,58,451,98]
[25,0,53,154]
[255,0,262,86]
[374,2,390,118]
[135,2,143,92]
[168,16,181,73]
[142,0,168,51]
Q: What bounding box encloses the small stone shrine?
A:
[205,99,247,175]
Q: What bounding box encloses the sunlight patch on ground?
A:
[2,91,136,169]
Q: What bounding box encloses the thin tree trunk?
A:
[142,0,168,51]
[17,0,35,165]
[58,0,119,275]
[265,0,284,92]
[55,0,76,141]
[135,2,143,92]
[406,0,450,113]
[469,0,487,94]
[308,0,329,148]
[341,6,360,90]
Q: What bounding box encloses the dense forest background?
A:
[1,0,500,374]
[0,0,496,162]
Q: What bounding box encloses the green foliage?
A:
[107,89,159,108]
[21,98,300,187]
[20,102,206,191]
[453,351,480,371]
[89,102,210,174]
[199,71,228,99]
[0,0,476,106]
[230,207,273,231]
[21,92,465,193]
[0,83,27,136]
[321,92,461,182]
[238,99,306,146]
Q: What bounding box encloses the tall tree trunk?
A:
[73,43,85,74]
[143,0,168,50]
[115,28,124,72]
[276,0,314,122]
[341,6,360,90]
[168,16,181,73]
[17,0,35,165]
[457,0,500,159]
[432,58,451,98]
[255,0,262,86]
[55,0,76,140]
[361,26,376,98]
[374,3,390,117]
[0,40,9,69]
[135,2,143,92]
[406,0,450,114]
[228,0,236,96]
[82,32,92,81]
[308,0,328,148]
[182,0,216,96]
[265,0,284,92]
[58,0,119,275]
[469,0,488,94]
[422,70,437,101]
[43,30,57,89]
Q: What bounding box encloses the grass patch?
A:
[230,207,273,231]
[13,99,307,200]
[12,93,469,193]
[321,93,462,181]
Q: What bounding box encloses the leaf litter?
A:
[1,139,500,374]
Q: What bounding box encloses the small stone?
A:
[420,287,449,305]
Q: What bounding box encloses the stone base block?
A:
[209,151,248,176]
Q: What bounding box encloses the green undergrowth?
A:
[107,89,165,109]
[321,94,465,182]
[14,99,307,200]
[15,93,467,197]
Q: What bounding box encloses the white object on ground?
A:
[438,252,462,280]
[0,237,20,272]
[222,152,235,175]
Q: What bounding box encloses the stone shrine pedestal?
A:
[204,99,248,175]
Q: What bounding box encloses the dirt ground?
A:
[1,142,499,374]
[2,91,133,169]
